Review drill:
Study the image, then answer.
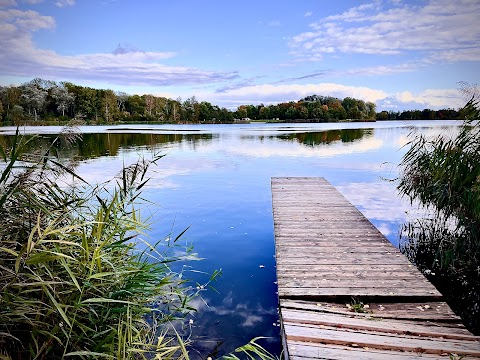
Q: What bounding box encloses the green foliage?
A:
[398,96,480,271]
[377,107,462,121]
[397,94,480,333]
[346,298,370,314]
[221,338,279,360]
[0,127,207,359]
[0,78,381,124]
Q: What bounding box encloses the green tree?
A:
[100,89,118,122]
[285,106,298,120]
[182,96,198,122]
[1,86,21,120]
[365,102,376,119]
[219,107,233,123]
[311,107,324,120]
[143,94,156,117]
[376,111,389,120]
[299,106,309,119]
[126,95,146,120]
[245,104,258,119]
[236,105,247,119]
[259,106,270,120]
[342,97,359,119]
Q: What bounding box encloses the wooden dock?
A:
[271,177,480,359]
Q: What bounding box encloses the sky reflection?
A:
[0,121,461,358]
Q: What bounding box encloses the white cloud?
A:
[211,83,388,107]
[0,9,54,30]
[384,88,464,110]
[0,0,17,7]
[55,0,74,7]
[433,48,480,63]
[336,181,408,223]
[0,0,44,8]
[304,11,312,17]
[267,20,280,27]
[0,9,238,87]
[290,0,480,61]
[207,81,463,111]
[329,62,422,77]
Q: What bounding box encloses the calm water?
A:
[0,121,461,358]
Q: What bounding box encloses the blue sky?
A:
[0,0,479,111]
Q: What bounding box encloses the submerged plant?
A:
[0,127,209,359]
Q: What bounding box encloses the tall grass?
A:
[0,126,279,359]
[398,96,480,271]
[0,127,205,359]
[397,92,480,333]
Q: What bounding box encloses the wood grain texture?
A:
[272,177,479,359]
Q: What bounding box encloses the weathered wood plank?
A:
[282,309,478,341]
[272,177,478,359]
[275,238,394,245]
[283,324,480,356]
[276,258,413,266]
[280,300,463,322]
[276,264,418,272]
[277,271,426,280]
[275,246,402,254]
[277,279,434,289]
[278,287,442,299]
[275,250,406,257]
[287,342,449,360]
[275,246,401,254]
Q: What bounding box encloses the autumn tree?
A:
[236,105,248,119]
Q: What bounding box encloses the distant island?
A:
[0,78,464,125]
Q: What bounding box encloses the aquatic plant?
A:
[398,95,479,272]
[0,126,278,359]
[0,127,205,359]
[397,86,480,333]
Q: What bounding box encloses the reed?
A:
[0,126,278,359]
[0,127,202,359]
[397,91,480,333]
[398,96,479,273]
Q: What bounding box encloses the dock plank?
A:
[272,177,480,359]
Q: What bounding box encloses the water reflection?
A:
[0,122,462,358]
[0,132,215,160]
[275,128,373,146]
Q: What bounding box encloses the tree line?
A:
[376,108,468,121]
[0,78,463,124]
[0,78,376,124]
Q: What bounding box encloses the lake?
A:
[0,120,461,358]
